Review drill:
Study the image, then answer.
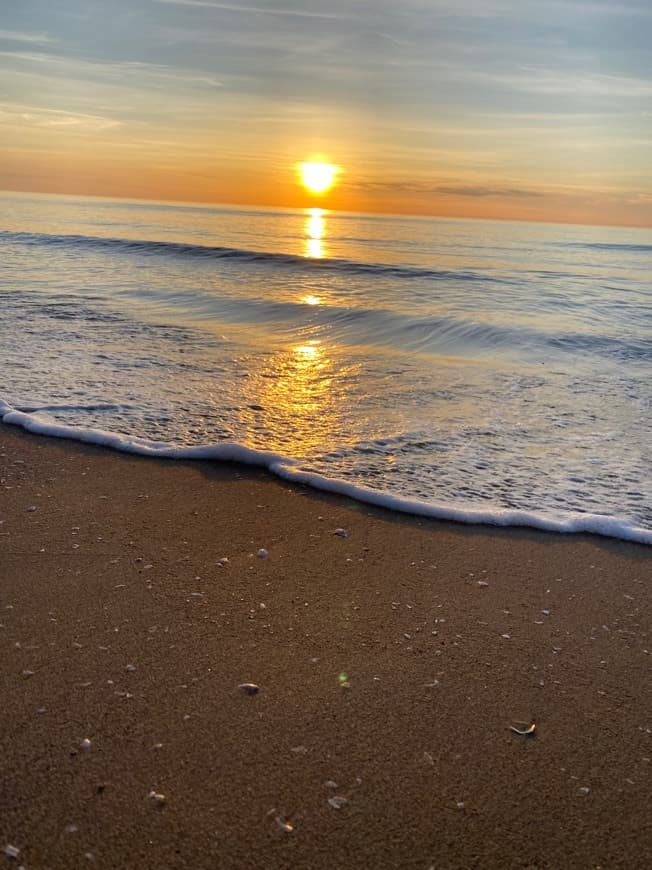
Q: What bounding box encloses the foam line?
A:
[2,399,650,547]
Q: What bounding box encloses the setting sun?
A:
[298,162,339,195]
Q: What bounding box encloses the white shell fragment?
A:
[333,528,348,538]
[257,548,269,558]
[578,786,590,795]
[147,791,166,805]
[125,664,136,672]
[274,816,294,833]
[80,738,92,750]
[239,682,259,695]
[510,722,536,736]
[217,557,230,567]
[328,795,349,809]
[3,845,20,859]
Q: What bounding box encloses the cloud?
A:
[0,49,224,90]
[0,29,56,44]
[435,184,544,198]
[0,102,121,131]
[154,0,352,20]
[348,179,544,199]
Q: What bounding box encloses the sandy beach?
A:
[1,421,650,869]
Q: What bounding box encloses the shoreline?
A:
[1,422,650,868]
[2,403,650,548]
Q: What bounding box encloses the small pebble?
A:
[257,549,269,558]
[333,528,348,538]
[328,795,348,809]
[239,682,259,695]
[578,786,590,795]
[217,557,229,567]
[275,816,294,833]
[22,670,35,678]
[477,580,489,587]
[3,845,20,859]
[80,738,92,750]
[125,664,136,672]
[324,780,338,789]
[147,791,166,805]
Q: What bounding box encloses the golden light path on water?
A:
[240,338,351,455]
[234,207,361,455]
[304,207,326,259]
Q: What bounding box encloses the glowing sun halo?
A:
[299,161,339,195]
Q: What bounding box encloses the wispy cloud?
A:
[154,0,352,20]
[0,102,120,131]
[0,50,224,90]
[349,179,545,199]
[0,29,56,45]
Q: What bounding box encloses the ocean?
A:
[1,190,650,544]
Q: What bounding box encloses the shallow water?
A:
[1,191,651,543]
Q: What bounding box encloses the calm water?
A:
[1,191,651,543]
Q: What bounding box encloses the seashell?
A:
[239,682,259,695]
[275,816,294,832]
[509,722,536,736]
[147,791,165,805]
[328,795,348,809]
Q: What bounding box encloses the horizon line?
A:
[2,185,651,232]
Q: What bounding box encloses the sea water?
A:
[1,191,650,543]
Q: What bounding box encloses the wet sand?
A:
[1,422,650,869]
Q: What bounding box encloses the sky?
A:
[1,0,651,225]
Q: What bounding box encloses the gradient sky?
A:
[2,0,651,225]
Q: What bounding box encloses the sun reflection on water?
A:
[304,207,326,259]
[241,339,342,454]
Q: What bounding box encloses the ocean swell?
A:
[0,229,502,284]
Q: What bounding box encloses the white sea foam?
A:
[2,400,650,547]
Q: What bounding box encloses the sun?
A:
[298,161,339,195]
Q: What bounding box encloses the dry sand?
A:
[1,422,650,869]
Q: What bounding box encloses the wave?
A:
[1,398,650,547]
[0,229,501,284]
[561,241,652,253]
[2,262,647,364]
